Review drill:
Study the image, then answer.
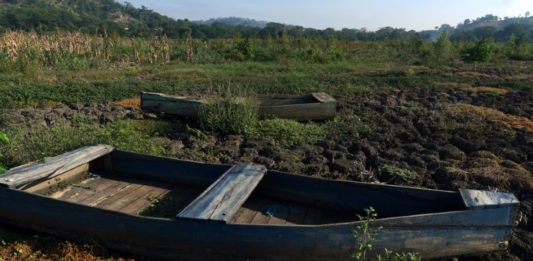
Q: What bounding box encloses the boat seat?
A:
[177,163,267,222]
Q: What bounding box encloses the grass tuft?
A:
[245,119,324,148]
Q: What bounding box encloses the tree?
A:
[462,38,494,63]
[434,30,453,60]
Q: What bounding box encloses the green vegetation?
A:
[2,1,533,44]
[325,112,374,140]
[244,119,324,148]
[0,131,9,173]
[198,87,259,135]
[462,38,495,63]
[353,208,420,261]
[380,164,420,182]
[353,207,381,261]
[1,120,173,168]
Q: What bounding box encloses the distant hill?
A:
[0,0,191,37]
[194,17,268,28]
[0,1,531,42]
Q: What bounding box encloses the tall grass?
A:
[4,30,518,72]
[198,85,259,135]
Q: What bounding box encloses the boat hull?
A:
[0,185,515,260]
[0,149,518,260]
[141,92,337,121]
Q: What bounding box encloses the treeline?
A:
[0,0,533,43]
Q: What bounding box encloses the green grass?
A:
[380,164,420,182]
[1,120,174,168]
[244,119,325,148]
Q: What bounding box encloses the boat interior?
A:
[18,150,467,226]
[255,94,320,106]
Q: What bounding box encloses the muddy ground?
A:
[0,86,532,260]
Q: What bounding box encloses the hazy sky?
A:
[123,0,533,31]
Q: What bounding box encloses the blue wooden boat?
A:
[0,145,519,260]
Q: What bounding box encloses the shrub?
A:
[462,38,494,63]
[245,119,324,147]
[198,86,259,135]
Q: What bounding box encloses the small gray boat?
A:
[141,92,338,121]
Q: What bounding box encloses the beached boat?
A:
[141,92,337,121]
[0,145,519,260]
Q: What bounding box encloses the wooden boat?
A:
[0,145,519,260]
[141,92,337,121]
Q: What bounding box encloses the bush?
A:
[198,86,259,135]
[245,119,324,147]
[462,38,494,63]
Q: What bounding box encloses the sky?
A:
[122,0,533,31]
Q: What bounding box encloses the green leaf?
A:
[0,165,6,174]
[0,132,9,145]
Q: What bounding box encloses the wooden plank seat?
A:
[0,145,113,189]
[177,163,267,222]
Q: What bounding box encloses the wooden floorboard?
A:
[97,183,144,209]
[63,178,118,203]
[119,186,170,215]
[78,180,130,206]
[50,177,99,200]
[232,201,261,224]
[46,175,354,224]
[230,195,355,226]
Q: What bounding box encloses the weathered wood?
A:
[79,180,130,206]
[1,145,113,188]
[141,92,337,121]
[178,164,266,222]
[22,164,89,194]
[141,92,204,118]
[459,189,520,209]
[2,185,517,260]
[259,93,337,121]
[0,148,520,260]
[119,186,170,215]
[110,150,464,218]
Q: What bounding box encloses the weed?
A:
[380,164,420,183]
[378,249,421,261]
[0,131,9,173]
[245,119,325,148]
[353,207,381,261]
[353,207,421,261]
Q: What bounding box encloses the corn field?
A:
[0,31,171,70]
